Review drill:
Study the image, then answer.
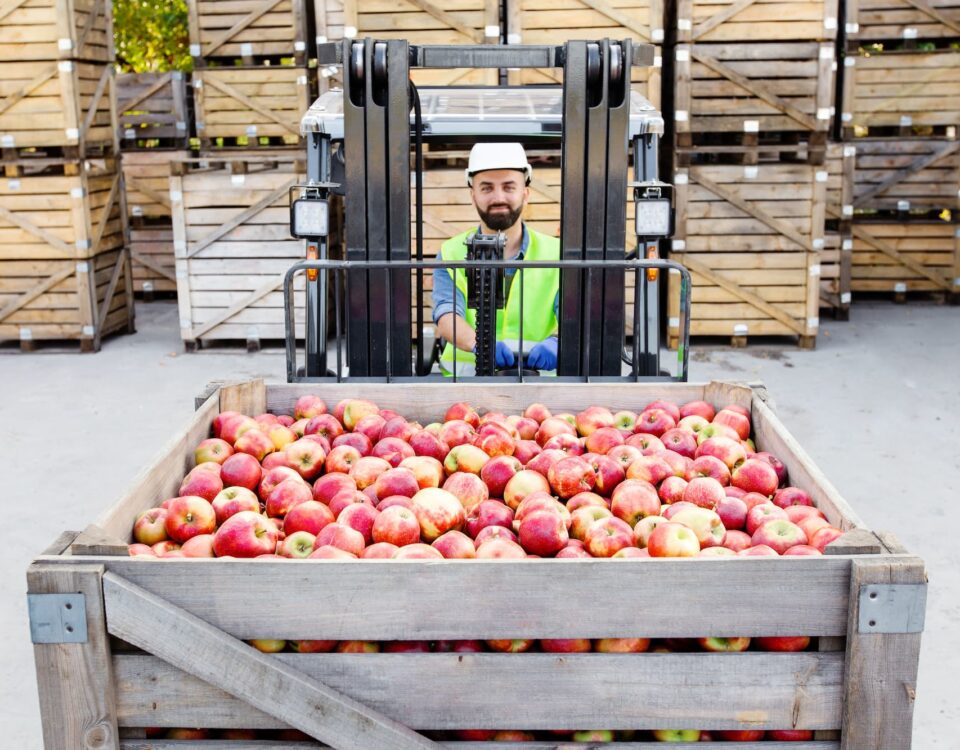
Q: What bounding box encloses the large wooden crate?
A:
[192,66,310,147]
[668,161,826,346]
[850,220,960,298]
[0,158,133,349]
[313,0,345,92]
[0,0,113,63]
[0,60,117,153]
[28,379,925,747]
[846,0,960,40]
[170,155,307,347]
[187,0,310,65]
[674,0,839,41]
[842,48,960,135]
[674,41,835,139]
[344,0,500,86]
[117,72,190,149]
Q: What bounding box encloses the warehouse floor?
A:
[1,299,957,746]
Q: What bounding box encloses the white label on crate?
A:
[831,104,837,115]
[843,204,854,217]
[652,28,665,42]
[317,35,328,45]
[82,325,95,336]
[172,71,182,81]
[1,136,14,147]
[894,282,907,293]
[70,187,85,198]
[240,43,254,57]
[246,326,260,339]
[820,45,834,60]
[180,317,192,328]
[653,55,663,68]
[846,22,859,34]
[675,109,689,122]
[844,57,856,67]
[844,145,856,158]
[807,317,819,329]
[809,264,822,276]
[75,239,90,250]
[76,262,89,274]
[246,125,258,136]
[842,112,853,123]
[124,128,136,139]
[321,66,335,78]
[841,292,852,303]
[675,48,690,62]
[19,327,32,341]
[176,268,187,279]
[813,238,825,250]
[677,18,692,30]
[903,27,918,39]
[817,108,831,121]
[7,179,20,190]
[897,200,910,211]
[843,239,853,250]
[954,278,960,287]
[824,17,837,30]
[743,120,759,133]
[816,170,828,182]
[193,78,203,88]
[294,41,306,52]
[948,127,957,138]
[231,174,245,186]
[190,44,201,56]
[297,75,307,85]
[58,38,73,51]
[674,171,689,185]
[142,281,154,292]
[65,128,79,140]
[344,26,358,38]
[484,25,499,38]
[832,61,838,72]
[672,239,686,251]
[58,61,73,72]
[744,165,759,179]
[900,115,913,127]
[131,205,143,217]
[733,324,749,335]
[669,317,680,328]
[176,120,187,131]
[169,190,182,202]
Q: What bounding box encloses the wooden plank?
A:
[200,75,300,135]
[129,249,176,283]
[691,0,762,40]
[101,572,440,749]
[202,0,285,56]
[853,140,959,208]
[188,274,282,339]
[850,224,951,290]
[70,523,129,556]
[94,247,124,348]
[27,563,119,750]
[219,379,266,415]
[0,264,74,324]
[0,205,76,257]
[900,0,960,33]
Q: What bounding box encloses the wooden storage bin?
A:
[0,158,133,349]
[192,66,310,147]
[28,379,925,747]
[170,155,307,347]
[117,71,190,148]
[674,41,835,138]
[343,0,500,86]
[187,0,310,64]
[0,60,116,152]
[850,220,959,298]
[846,0,960,40]
[842,48,960,134]
[314,0,345,92]
[0,0,113,63]
[675,0,839,41]
[668,162,826,346]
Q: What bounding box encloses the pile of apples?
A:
[129,395,844,561]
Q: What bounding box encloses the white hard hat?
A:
[465,142,532,186]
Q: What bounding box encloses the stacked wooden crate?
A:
[840,6,959,302]
[665,0,838,347]
[117,72,191,297]
[0,0,133,351]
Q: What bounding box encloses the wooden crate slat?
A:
[117,72,189,146]
[848,0,960,39]
[676,0,839,42]
[0,0,113,62]
[851,139,960,213]
[188,0,308,61]
[850,220,958,292]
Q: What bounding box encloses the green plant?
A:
[114,0,191,72]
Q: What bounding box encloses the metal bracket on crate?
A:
[858,584,926,634]
[28,594,87,644]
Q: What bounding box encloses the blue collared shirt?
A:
[432,224,560,325]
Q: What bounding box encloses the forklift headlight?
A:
[634,182,674,239]
[290,197,329,239]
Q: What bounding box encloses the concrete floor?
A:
[1,299,957,747]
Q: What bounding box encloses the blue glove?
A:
[473,341,516,368]
[526,336,558,371]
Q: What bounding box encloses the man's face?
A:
[470,169,528,231]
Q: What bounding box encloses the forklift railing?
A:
[283,258,692,384]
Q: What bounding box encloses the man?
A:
[432,142,560,375]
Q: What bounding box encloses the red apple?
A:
[658,475,688,504]
[584,426,624,455]
[644,399,681,422]
[737,544,780,557]
[583,517,636,557]
[722,528,752,552]
[525,448,566,479]
[380,416,418,442]
[610,479,661,527]
[373,467,421,501]
[680,400,716,421]
[751,519,807,554]
[442,471,489,513]
[713,408,751,440]
[465,500,515,538]
[377,495,415,512]
[696,436,747,470]
[360,542,400,558]
[503,469,551,510]
[625,432,665,454]
[211,486,260,525]
[575,406,615,436]
[213,511,279,557]
[398,455,445,489]
[535,416,576,446]
[408,429,449,461]
[767,729,814,741]
[731,458,779,496]
[647,522,700,558]
[264,479,312,518]
[328,490,374,518]
[410,487,466,542]
[258,466,302,500]
[479,455,523,498]
[755,451,788,485]
[547,456,596,499]
[432,530,477,559]
[371,437,415,468]
[474,525,518,546]
[783,544,822,556]
[372,505,421,546]
[570,506,614,540]
[746,503,788,535]
[566,492,607,512]
[773,486,813,508]
[810,525,844,552]
[178,470,223,502]
[309,545,357,560]
[784,504,826,524]
[444,402,480,427]
[315,522,366,556]
[128,543,157,557]
[219,415,258,444]
[715,495,748,531]
[393,543,444,560]
[350,455,392,489]
[164,496,216,543]
[636,408,676,437]
[670,506,726,548]
[686,454,731,485]
[683,476,726,510]
[294,395,327,420]
[755,636,810,652]
[283,500,335,536]
[438,419,476,448]
[518,509,569,556]
[541,638,591,653]
[584,454,625,497]
[485,639,535,653]
[541,433,584,456]
[523,402,551,423]
[512,439,541,465]
[475,537,526,558]
[634,515,668,548]
[312,473,357,504]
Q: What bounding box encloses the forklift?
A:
[284,39,691,383]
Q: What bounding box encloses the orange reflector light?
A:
[646,246,659,282]
[306,244,318,281]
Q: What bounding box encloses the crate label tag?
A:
[193,78,203,88]
[652,28,665,42]
[58,61,73,72]
[484,25,499,38]
[124,128,136,139]
[58,38,73,50]
[842,239,853,250]
[76,262,89,273]
[19,327,32,341]
[812,238,824,250]
[900,116,912,127]
[902,27,918,39]
[954,278,960,287]
[190,44,201,56]
[842,206,854,219]
[841,112,852,122]
[82,325,95,336]
[169,190,182,202]
[824,17,837,29]
[894,283,907,293]
[809,264,821,276]
[675,48,690,62]
[733,324,748,335]
[131,205,143,216]
[231,174,246,186]
[674,171,688,185]
[671,239,686,251]
[897,200,910,211]
[675,109,689,122]
[831,61,838,72]
[246,125,258,136]
[508,33,522,44]
[294,41,306,52]
[846,22,859,33]
[240,43,254,57]
[344,26,358,38]
[743,120,759,133]
[817,108,831,120]
[316,35,327,44]
[819,45,834,60]
[841,292,852,303]
[142,281,154,292]
[668,317,680,328]
[843,145,856,158]
[815,170,828,182]
[743,165,758,179]
[297,75,307,86]
[1,135,14,147]
[65,128,79,140]
[677,18,692,30]
[653,55,662,68]
[7,179,20,190]
[70,187,85,198]
[180,317,192,329]
[75,239,91,250]
[807,317,819,329]
[176,120,187,131]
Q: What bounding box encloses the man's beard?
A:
[478,203,523,231]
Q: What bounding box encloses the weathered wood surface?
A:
[850,221,957,293]
[187,0,309,61]
[851,139,960,213]
[117,72,189,145]
[847,0,960,39]
[0,0,113,63]
[675,0,839,41]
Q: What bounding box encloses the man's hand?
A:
[526,336,558,371]
[474,341,516,368]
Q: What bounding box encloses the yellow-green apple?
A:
[372,437,415,467]
[398,455,445,489]
[634,515,668,548]
[233,429,275,462]
[474,422,516,457]
[372,505,422,546]
[374,467,420,500]
[308,544,357,559]
[465,499,515,538]
[637,408,676,437]
[212,486,260,525]
[696,422,741,446]
[699,546,736,557]
[755,451,788,485]
[486,639,535,653]
[751,519,807,554]
[518,509,569,556]
[767,729,814,740]
[337,502,379,544]
[349,455,392,489]
[444,401,479,427]
[658,475,688,504]
[341,399,379,430]
[443,443,490,475]
[289,639,337,653]
[410,487,466,541]
[678,414,710,433]
[178,470,223,502]
[575,406,615,436]
[393,543,444,559]
[660,428,698,459]
[432,530,477,558]
[442,471,489,513]
[583,517,636,557]
[713,408,750,440]
[570,506,613,540]
[512,439,541,465]
[354,413,386,443]
[535,416,576,445]
[699,636,750,652]
[652,729,701,742]
[571,730,613,741]
[409,429,449,461]
[610,479,661,526]
[316,522,365,556]
[541,638,591,652]
[474,524,518,546]
[547,456,596,498]
[335,640,379,653]
[475,537,526,558]
[737,544,779,557]
[683,476,726,510]
[542,433,584,455]
[213,510,279,557]
[332,432,372,456]
[265,478,313,518]
[294,394,327,419]
[312,472,356,503]
[647,521,700,558]
[784,544,822,556]
[756,636,810,652]
[625,432,665,454]
[328,489,374,517]
[523,402,551,422]
[722,529,752,552]
[566,491,607,512]
[583,454,625,497]
[696,436,747,471]
[278,530,317,558]
[438,419,476,448]
[133,508,168,545]
[773,486,812,508]
[194,438,234,465]
[716,495,748,530]
[626,454,673,485]
[151,540,180,556]
[810,525,844,551]
[746,502,788,534]
[164,496,216,543]
[525,448,566,479]
[670,506,726,548]
[219,414,259,444]
[731,457,779,496]
[607,444,642,470]
[266,424,297,451]
[283,500,335,536]
[480,455,523,497]
[504,471,554,514]
[613,409,638,433]
[680,400,715,421]
[361,541,400,558]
